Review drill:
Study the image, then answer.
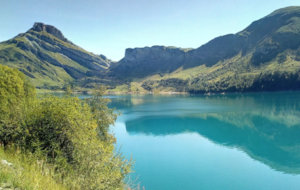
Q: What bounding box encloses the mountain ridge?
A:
[111,6,300,78]
[109,6,300,93]
[0,22,112,88]
[1,6,300,92]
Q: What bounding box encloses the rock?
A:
[30,22,71,44]
[1,160,12,167]
[111,46,188,77]
[0,183,18,190]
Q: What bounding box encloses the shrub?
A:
[0,65,36,147]
[0,65,133,189]
[20,93,132,189]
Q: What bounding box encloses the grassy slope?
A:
[0,148,67,190]
[0,35,73,88]
[110,49,300,93]
[0,28,110,90]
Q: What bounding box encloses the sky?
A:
[0,0,299,61]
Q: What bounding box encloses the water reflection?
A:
[109,92,300,174]
[125,114,300,174]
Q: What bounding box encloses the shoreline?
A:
[36,89,300,96]
[106,91,188,95]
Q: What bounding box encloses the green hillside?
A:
[121,6,300,93]
[0,23,111,89]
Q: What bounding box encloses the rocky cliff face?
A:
[30,22,72,44]
[124,46,187,62]
[110,46,191,77]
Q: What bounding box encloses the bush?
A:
[21,93,132,189]
[0,65,36,147]
[0,65,133,189]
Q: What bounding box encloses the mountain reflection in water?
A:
[108,92,300,175]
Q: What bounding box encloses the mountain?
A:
[1,6,300,93]
[0,22,112,89]
[110,6,300,93]
[112,6,300,76]
[110,46,192,78]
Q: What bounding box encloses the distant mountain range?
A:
[1,6,300,92]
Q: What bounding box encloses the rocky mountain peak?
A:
[30,22,69,43]
[124,46,189,62]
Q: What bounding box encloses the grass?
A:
[107,84,130,92]
[35,89,64,93]
[161,65,208,80]
[0,148,67,190]
[47,51,89,73]
[0,40,69,88]
[130,82,148,93]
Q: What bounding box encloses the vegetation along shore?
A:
[0,65,133,189]
[1,5,300,190]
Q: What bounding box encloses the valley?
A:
[1,6,300,93]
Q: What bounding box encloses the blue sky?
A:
[0,0,299,61]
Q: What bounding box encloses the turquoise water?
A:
[76,92,300,189]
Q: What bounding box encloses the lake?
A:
[79,92,300,190]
